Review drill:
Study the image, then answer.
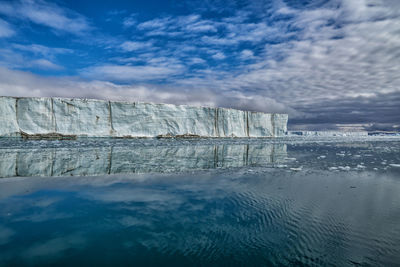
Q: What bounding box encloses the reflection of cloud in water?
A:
[119,216,153,228]
[84,187,185,205]
[0,143,287,178]
[23,234,86,260]
[12,210,73,223]
[0,194,71,223]
[0,225,14,246]
[0,169,399,265]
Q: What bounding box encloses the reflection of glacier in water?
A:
[0,143,287,178]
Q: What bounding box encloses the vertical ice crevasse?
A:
[108,101,114,135]
[271,113,275,137]
[246,111,250,137]
[51,98,57,133]
[15,98,20,136]
[214,108,219,137]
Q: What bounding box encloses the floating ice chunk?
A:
[318,155,326,159]
[276,165,288,168]
[328,167,338,170]
[389,164,400,168]
[356,164,366,169]
[338,166,351,171]
[290,166,303,171]
[285,157,297,161]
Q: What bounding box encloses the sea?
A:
[0,137,399,266]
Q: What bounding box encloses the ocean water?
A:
[0,137,399,266]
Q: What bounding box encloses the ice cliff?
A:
[0,96,288,138]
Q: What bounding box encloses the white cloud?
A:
[31,59,63,70]
[137,17,171,30]
[184,20,217,33]
[0,0,92,35]
[81,64,185,82]
[13,44,73,58]
[120,41,154,52]
[137,14,215,37]
[226,0,400,106]
[0,48,65,71]
[211,52,226,60]
[122,13,137,28]
[0,43,71,71]
[189,57,206,65]
[0,48,26,68]
[240,49,254,59]
[0,18,15,38]
[201,36,238,46]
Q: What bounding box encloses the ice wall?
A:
[0,96,288,138]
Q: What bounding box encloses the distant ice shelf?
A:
[288,131,369,137]
[0,96,288,138]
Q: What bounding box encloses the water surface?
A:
[0,137,399,266]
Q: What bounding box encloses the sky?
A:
[0,0,399,131]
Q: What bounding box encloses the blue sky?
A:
[0,0,399,131]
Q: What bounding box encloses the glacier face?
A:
[0,96,288,138]
[0,97,19,137]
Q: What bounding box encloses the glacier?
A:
[0,96,288,138]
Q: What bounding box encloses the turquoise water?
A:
[0,138,399,266]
